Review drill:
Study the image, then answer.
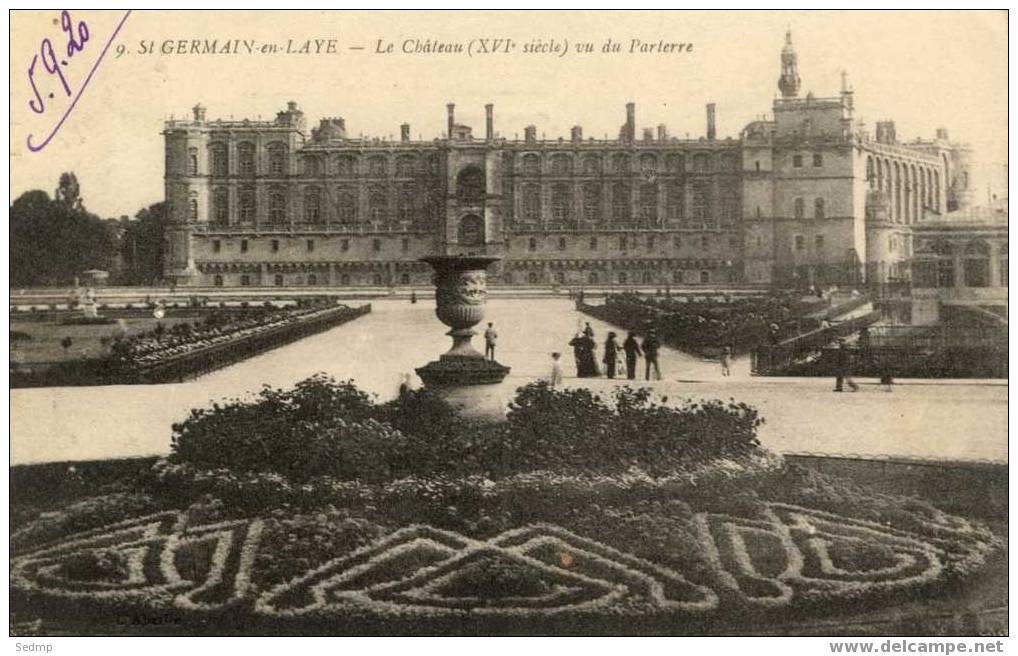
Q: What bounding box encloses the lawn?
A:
[10,317,198,363]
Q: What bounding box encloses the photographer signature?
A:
[26,10,131,152]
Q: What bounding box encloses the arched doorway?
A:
[458,214,485,248]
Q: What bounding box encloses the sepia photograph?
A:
[7,9,1009,643]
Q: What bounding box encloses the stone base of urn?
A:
[416,254,512,422]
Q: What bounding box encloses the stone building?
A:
[163,32,975,289]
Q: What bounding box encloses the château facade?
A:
[163,32,974,289]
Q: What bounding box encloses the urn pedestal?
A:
[415,255,510,421]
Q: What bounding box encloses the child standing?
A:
[720,345,732,377]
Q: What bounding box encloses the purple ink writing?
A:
[26,10,130,153]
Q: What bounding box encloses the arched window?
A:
[336,189,357,224]
[639,154,657,172]
[581,156,601,175]
[335,155,356,177]
[618,272,628,284]
[400,273,410,285]
[964,241,990,287]
[303,187,322,223]
[239,187,255,223]
[612,182,631,222]
[588,271,599,284]
[522,184,541,222]
[187,148,198,175]
[238,143,255,176]
[267,143,287,176]
[642,271,653,284]
[794,198,805,220]
[211,143,228,176]
[274,274,284,287]
[188,198,198,221]
[554,271,565,284]
[612,154,630,174]
[550,154,572,175]
[522,154,540,175]
[240,275,251,287]
[551,183,571,222]
[213,274,223,287]
[700,271,710,284]
[666,154,684,174]
[814,198,825,219]
[692,153,709,172]
[582,183,601,222]
[397,185,414,222]
[639,183,658,223]
[673,270,683,284]
[213,188,229,225]
[369,187,387,222]
[268,188,287,223]
[457,167,485,200]
[527,272,538,284]
[368,155,387,177]
[396,155,417,177]
[914,240,955,288]
[340,273,350,286]
[866,157,875,189]
[720,152,739,172]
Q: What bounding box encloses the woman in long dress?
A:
[569,333,600,377]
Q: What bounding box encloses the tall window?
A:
[692,153,709,172]
[612,182,630,223]
[719,183,739,225]
[582,183,601,222]
[794,197,805,220]
[303,187,321,223]
[210,143,228,176]
[267,143,287,176]
[369,187,388,222]
[268,188,287,223]
[813,152,823,167]
[639,183,658,223]
[396,155,417,177]
[239,187,255,223]
[335,155,356,177]
[457,167,485,200]
[814,198,825,219]
[666,183,683,222]
[238,143,255,176]
[551,183,571,223]
[522,184,541,222]
[213,188,229,224]
[964,241,990,287]
[188,198,198,221]
[336,190,357,224]
[691,181,710,222]
[522,154,540,176]
[368,156,387,177]
[397,185,414,222]
[551,155,572,175]
[187,148,198,175]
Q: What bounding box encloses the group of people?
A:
[552,322,662,385]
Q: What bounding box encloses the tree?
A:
[55,172,83,211]
[120,202,166,285]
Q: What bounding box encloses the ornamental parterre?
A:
[10,502,997,621]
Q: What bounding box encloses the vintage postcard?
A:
[8,9,1008,643]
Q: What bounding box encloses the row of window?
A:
[791,153,824,168]
[912,258,1007,288]
[517,234,739,251]
[190,146,444,178]
[792,197,826,220]
[514,152,740,176]
[793,234,827,251]
[210,237,414,254]
[212,270,719,287]
[516,181,739,223]
[865,155,943,221]
[200,186,441,225]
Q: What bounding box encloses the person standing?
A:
[622,331,643,380]
[549,352,564,388]
[643,329,662,381]
[720,345,732,377]
[602,332,621,379]
[583,322,595,340]
[483,322,498,361]
[569,332,599,377]
[833,339,859,392]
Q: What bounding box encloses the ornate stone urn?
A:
[415,255,510,389]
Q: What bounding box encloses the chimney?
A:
[192,103,207,122]
[643,128,654,142]
[485,103,494,140]
[571,125,583,143]
[936,127,949,141]
[876,121,896,145]
[706,103,717,140]
[657,124,668,141]
[625,102,636,142]
[400,123,410,142]
[524,125,537,143]
[447,103,455,139]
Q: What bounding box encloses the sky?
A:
[9,10,1008,219]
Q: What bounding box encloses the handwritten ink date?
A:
[26,10,131,153]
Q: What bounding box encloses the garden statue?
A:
[415,255,510,420]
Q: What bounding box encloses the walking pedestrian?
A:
[720,345,732,377]
[483,322,498,361]
[833,339,859,392]
[622,331,642,380]
[642,329,662,381]
[549,352,564,388]
[603,332,621,379]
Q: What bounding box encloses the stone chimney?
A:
[447,103,455,139]
[625,102,636,142]
[643,128,654,142]
[400,123,410,142]
[192,103,207,122]
[936,127,949,141]
[706,103,717,140]
[524,125,537,143]
[485,103,494,140]
[571,125,583,143]
[876,121,896,144]
[657,124,668,141]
